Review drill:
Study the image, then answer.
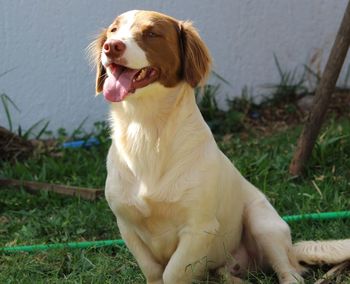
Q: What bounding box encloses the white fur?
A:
[103,12,350,284]
[105,82,304,284]
[107,10,149,69]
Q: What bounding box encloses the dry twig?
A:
[314,262,350,284]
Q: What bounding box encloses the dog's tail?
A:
[293,239,350,265]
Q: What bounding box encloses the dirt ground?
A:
[244,90,350,135]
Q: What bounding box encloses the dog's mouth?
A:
[103,63,159,102]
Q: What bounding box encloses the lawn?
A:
[1,116,350,283]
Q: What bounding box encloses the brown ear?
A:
[95,61,106,94]
[87,29,107,94]
[179,21,212,87]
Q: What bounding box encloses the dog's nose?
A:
[103,39,126,58]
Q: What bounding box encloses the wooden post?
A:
[0,179,104,200]
[289,1,350,176]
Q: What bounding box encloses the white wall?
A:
[0,0,349,134]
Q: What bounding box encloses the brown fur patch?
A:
[133,11,212,88]
[87,29,107,94]
[133,11,184,88]
[180,21,211,87]
[90,11,212,94]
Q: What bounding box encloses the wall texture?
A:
[0,0,349,134]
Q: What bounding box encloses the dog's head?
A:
[89,10,211,102]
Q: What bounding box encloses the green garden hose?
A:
[282,210,350,222]
[1,210,350,253]
[0,239,125,253]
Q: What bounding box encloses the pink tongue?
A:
[103,68,139,102]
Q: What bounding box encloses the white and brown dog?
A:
[89,10,350,284]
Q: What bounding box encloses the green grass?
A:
[1,118,350,283]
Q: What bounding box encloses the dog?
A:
[89,10,350,284]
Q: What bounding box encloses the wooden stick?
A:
[314,261,350,284]
[0,179,104,200]
[289,1,350,176]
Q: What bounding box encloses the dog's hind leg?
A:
[243,198,305,284]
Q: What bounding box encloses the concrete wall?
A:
[0,0,349,134]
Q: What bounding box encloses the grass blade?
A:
[35,121,50,139]
[212,70,232,86]
[273,53,284,79]
[72,117,88,139]
[0,67,17,78]
[22,119,46,139]
[304,64,321,82]
[1,93,20,131]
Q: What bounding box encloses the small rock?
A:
[297,95,314,112]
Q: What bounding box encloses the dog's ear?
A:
[87,29,107,94]
[179,21,212,88]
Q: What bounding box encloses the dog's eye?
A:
[110,27,117,33]
[146,31,157,38]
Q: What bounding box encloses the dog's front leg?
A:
[162,220,219,284]
[118,220,164,284]
[244,198,304,284]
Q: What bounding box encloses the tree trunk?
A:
[289,1,350,176]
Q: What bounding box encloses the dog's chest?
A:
[105,163,187,262]
[118,197,185,262]
[110,180,187,231]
